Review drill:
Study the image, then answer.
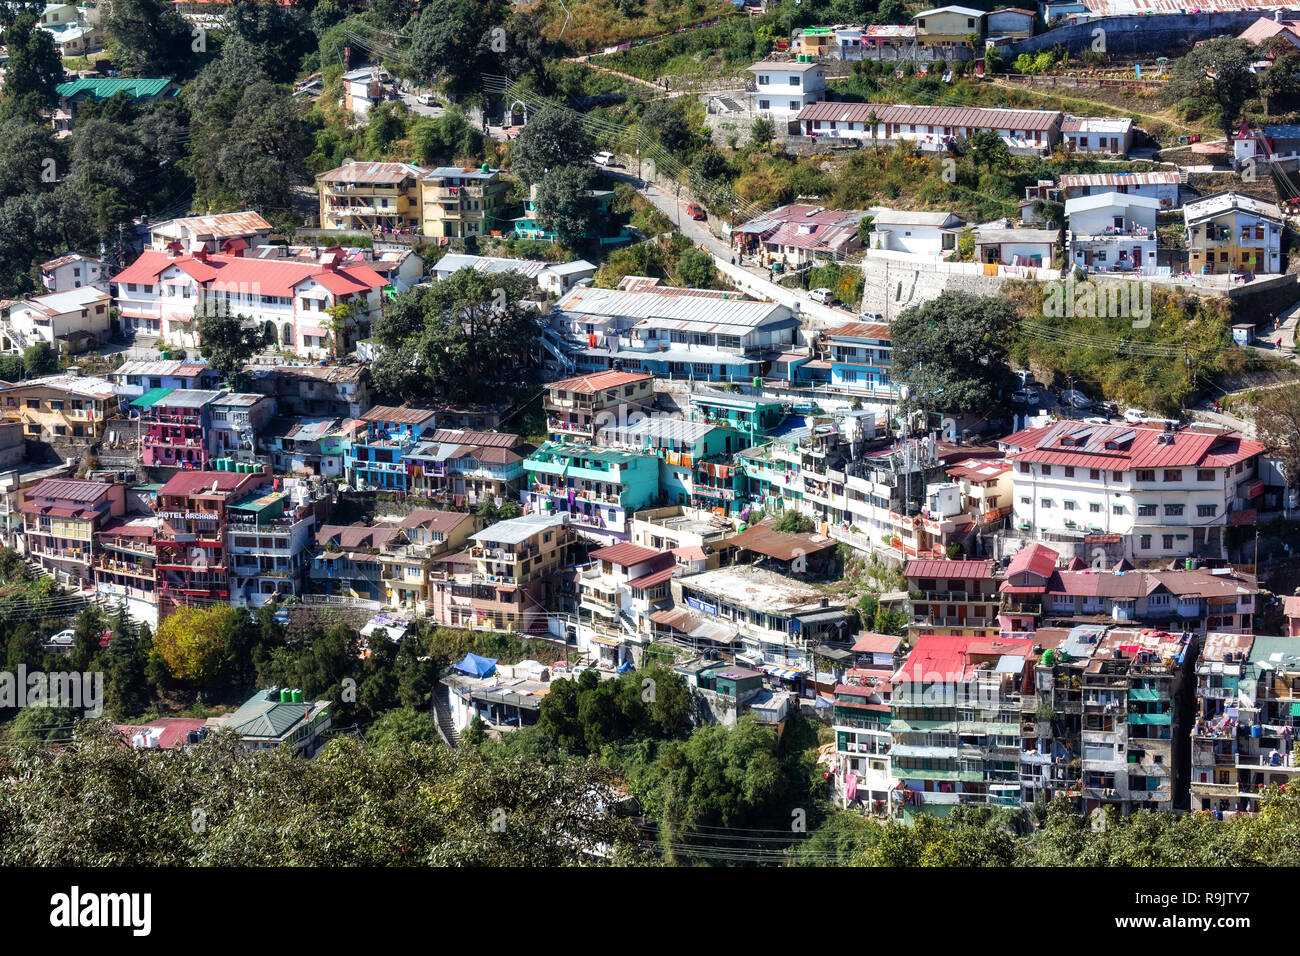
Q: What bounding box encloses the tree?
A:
[197,307,268,385]
[366,708,440,748]
[1167,37,1257,139]
[532,164,601,247]
[0,12,63,120]
[968,129,1010,170]
[1250,385,1300,492]
[365,101,409,158]
[411,108,483,165]
[408,0,510,99]
[104,0,191,76]
[889,291,1018,414]
[151,606,230,684]
[509,105,595,187]
[1260,38,1300,114]
[674,246,717,288]
[22,341,57,376]
[642,100,696,157]
[774,510,815,533]
[750,116,775,147]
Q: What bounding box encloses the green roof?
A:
[1128,688,1161,701]
[56,78,178,101]
[130,387,174,408]
[225,689,325,741]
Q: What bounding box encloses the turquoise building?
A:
[689,388,789,447]
[599,417,748,515]
[521,441,660,542]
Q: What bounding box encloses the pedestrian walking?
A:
[1279,336,1284,350]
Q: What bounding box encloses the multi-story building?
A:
[865,208,963,257]
[913,5,984,51]
[111,246,388,356]
[747,61,826,117]
[374,509,479,612]
[420,165,510,240]
[427,512,574,635]
[208,392,275,462]
[1057,171,1182,206]
[316,162,425,233]
[3,286,112,354]
[1002,420,1266,560]
[543,370,656,444]
[687,388,787,447]
[309,523,401,602]
[21,478,127,589]
[832,673,896,814]
[147,212,273,254]
[0,373,116,446]
[244,364,373,420]
[40,253,111,294]
[1189,630,1257,814]
[599,417,746,510]
[513,185,630,245]
[209,688,331,755]
[107,360,220,399]
[550,277,799,382]
[93,516,160,627]
[153,469,267,618]
[629,505,733,557]
[1184,192,1284,275]
[226,479,329,607]
[1214,634,1300,813]
[263,417,345,478]
[826,321,893,395]
[522,441,661,544]
[905,558,1002,639]
[136,389,223,470]
[730,203,866,270]
[576,541,677,669]
[1065,192,1160,273]
[671,565,853,671]
[890,634,1033,816]
[403,429,526,507]
[346,405,440,491]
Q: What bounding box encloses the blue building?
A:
[345,405,440,491]
[826,322,893,395]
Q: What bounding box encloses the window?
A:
[1113,471,1123,482]
[1064,501,1076,511]
[1018,463,1030,474]
[1164,469,1182,483]
[1041,464,1052,476]
[758,74,770,85]
[1112,504,1124,515]
[1197,504,1217,518]
[1137,504,1157,517]
[1040,498,1053,508]
[1136,469,1155,482]
[1090,502,1102,513]
[1064,466,1075,478]
[1162,535,1174,550]
[1140,534,1152,550]
[1165,504,1184,516]
[1090,469,1101,480]
[1197,469,1214,481]
[788,76,799,86]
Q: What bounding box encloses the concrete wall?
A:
[1008,12,1269,57]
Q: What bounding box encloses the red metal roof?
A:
[158,470,263,496]
[627,565,676,589]
[1006,542,1058,580]
[894,634,1033,684]
[852,632,902,654]
[590,542,665,567]
[904,558,994,580]
[546,370,654,393]
[1003,420,1265,471]
[111,250,387,297]
[827,322,890,341]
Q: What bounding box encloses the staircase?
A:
[432,682,459,749]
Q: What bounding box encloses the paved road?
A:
[600,162,859,329]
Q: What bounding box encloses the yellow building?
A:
[377,509,479,612]
[913,5,985,48]
[317,161,425,233]
[1184,192,1283,276]
[793,27,836,56]
[419,164,511,240]
[0,374,116,444]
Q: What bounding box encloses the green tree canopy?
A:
[509,105,595,187]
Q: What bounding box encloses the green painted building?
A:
[522,441,660,541]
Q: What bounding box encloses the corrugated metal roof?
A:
[1057,171,1181,189]
[797,101,1062,131]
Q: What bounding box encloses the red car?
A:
[687,203,707,221]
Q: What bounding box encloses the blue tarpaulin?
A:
[453,653,498,678]
[616,659,633,674]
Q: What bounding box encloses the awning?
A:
[763,664,805,681]
[131,386,175,408]
[589,634,621,647]
[1248,480,1266,498]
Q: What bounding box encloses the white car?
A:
[592,151,616,166]
[416,93,437,106]
[1082,416,1109,425]
[1124,408,1147,423]
[1011,389,1040,405]
[808,288,833,305]
[48,628,75,646]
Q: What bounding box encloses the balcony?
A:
[95,557,154,578]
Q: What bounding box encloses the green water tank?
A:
[753,377,762,388]
[280,688,292,702]
[1041,649,1055,666]
[291,688,304,703]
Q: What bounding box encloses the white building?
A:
[107,359,220,398]
[1061,115,1135,156]
[40,254,109,293]
[3,286,111,354]
[342,67,391,119]
[227,480,321,607]
[972,226,1057,266]
[1002,420,1267,560]
[1183,191,1284,276]
[867,207,963,257]
[1057,171,1181,206]
[432,253,597,296]
[796,102,1062,152]
[748,61,826,117]
[576,541,677,669]
[148,212,273,254]
[1065,192,1160,273]
[111,247,388,357]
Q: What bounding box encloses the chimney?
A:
[165,240,183,258]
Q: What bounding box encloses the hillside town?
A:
[5,0,1300,879]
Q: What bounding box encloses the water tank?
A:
[1252,724,1262,738]
[291,688,304,703]
[1042,649,1055,666]
[280,688,292,702]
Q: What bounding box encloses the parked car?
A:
[592,151,616,166]
[1124,408,1147,423]
[686,202,707,221]
[1082,416,1110,425]
[1011,389,1040,404]
[417,93,437,106]
[859,311,884,322]
[1092,401,1118,417]
[809,288,833,305]
[48,628,75,646]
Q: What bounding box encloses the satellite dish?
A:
[899,385,912,401]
